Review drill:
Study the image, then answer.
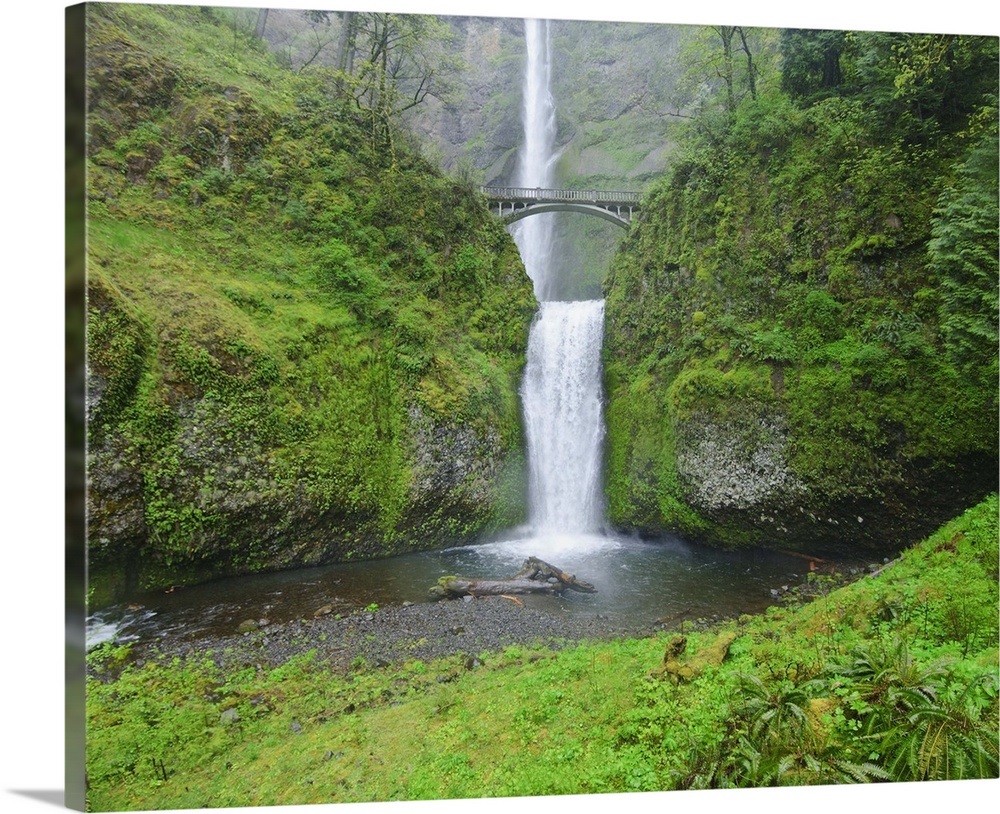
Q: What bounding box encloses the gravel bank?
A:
[141,595,670,670]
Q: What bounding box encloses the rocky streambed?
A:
[134,595,662,672]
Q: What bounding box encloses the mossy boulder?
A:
[653,631,738,684]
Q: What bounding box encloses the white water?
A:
[521,300,606,535]
[513,18,559,302]
[512,20,609,549]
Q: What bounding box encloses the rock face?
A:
[403,15,688,298]
[86,382,527,603]
[674,412,804,514]
[407,16,526,184]
[598,20,1000,559]
[601,72,999,558]
[404,404,525,538]
[85,292,529,603]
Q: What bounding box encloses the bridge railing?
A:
[480,186,641,206]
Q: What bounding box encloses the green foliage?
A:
[86,651,238,790]
[780,29,847,103]
[826,638,999,781]
[603,365,709,536]
[84,3,534,592]
[341,12,462,161]
[929,131,1000,378]
[86,271,152,434]
[800,289,844,341]
[603,28,998,548]
[643,497,998,790]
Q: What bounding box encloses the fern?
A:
[831,759,890,783]
[831,639,999,781]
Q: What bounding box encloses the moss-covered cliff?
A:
[84,3,535,603]
[603,30,999,556]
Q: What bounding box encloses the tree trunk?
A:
[429,557,597,599]
[716,26,736,114]
[737,27,757,100]
[822,42,842,89]
[336,11,356,74]
[254,9,269,40]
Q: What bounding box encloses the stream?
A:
[86,531,840,649]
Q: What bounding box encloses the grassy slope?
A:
[85,3,536,599]
[86,495,998,808]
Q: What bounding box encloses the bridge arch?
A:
[500,202,632,229]
[481,187,640,231]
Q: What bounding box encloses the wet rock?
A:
[237,619,259,633]
[675,413,803,513]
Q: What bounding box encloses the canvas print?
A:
[69,1,999,811]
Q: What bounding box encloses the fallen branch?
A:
[429,557,597,599]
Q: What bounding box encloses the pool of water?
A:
[87,529,838,649]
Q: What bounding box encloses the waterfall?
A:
[513,18,559,303]
[513,20,607,542]
[521,300,606,534]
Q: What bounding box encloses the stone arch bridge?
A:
[480,186,640,229]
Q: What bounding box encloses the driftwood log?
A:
[429,556,597,599]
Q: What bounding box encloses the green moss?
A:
[84,3,534,595]
[86,269,152,435]
[602,37,998,552]
[604,364,710,535]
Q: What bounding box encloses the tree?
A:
[253,8,269,40]
[336,11,357,75]
[669,25,779,137]
[736,27,759,101]
[780,29,846,103]
[295,10,339,73]
[837,32,999,143]
[342,12,459,161]
[714,25,738,114]
[929,132,1000,377]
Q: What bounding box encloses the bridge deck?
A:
[481,186,640,206]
